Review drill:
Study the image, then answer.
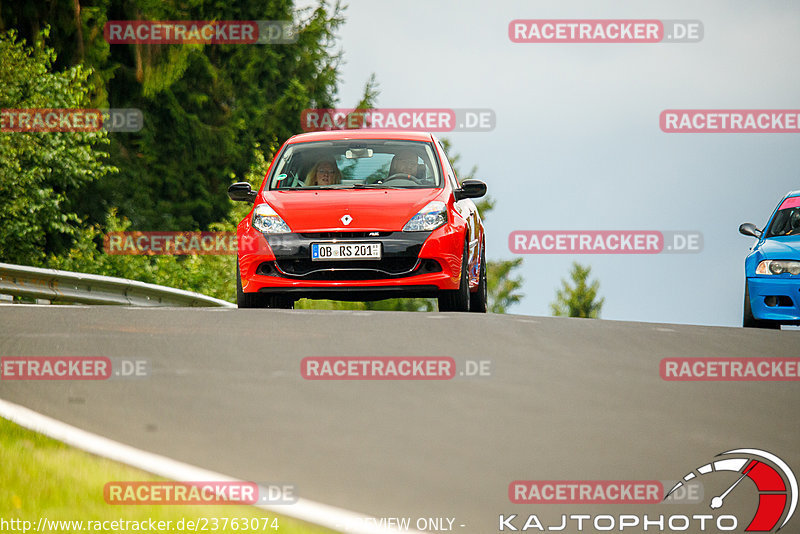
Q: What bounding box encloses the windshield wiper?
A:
[353,183,405,189]
[281,185,357,190]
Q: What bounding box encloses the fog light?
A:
[764,295,794,307]
[257,262,276,276]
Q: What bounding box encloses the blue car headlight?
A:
[252,204,291,234]
[402,201,447,232]
[756,260,800,275]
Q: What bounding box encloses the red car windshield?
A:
[267,140,442,190]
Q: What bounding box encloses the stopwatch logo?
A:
[665,448,797,532]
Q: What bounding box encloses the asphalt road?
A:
[1,306,799,533]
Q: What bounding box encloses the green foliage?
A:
[353,73,380,111]
[550,262,605,318]
[45,146,270,302]
[488,258,523,314]
[46,210,238,301]
[0,28,116,266]
[4,0,348,231]
[0,0,115,105]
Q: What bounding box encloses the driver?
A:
[789,209,800,235]
[388,149,419,179]
[306,158,342,186]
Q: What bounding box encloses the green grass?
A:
[0,417,336,534]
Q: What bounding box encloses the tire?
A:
[264,294,294,309]
[469,243,487,313]
[236,264,294,309]
[438,241,470,312]
[743,281,779,329]
[237,263,267,308]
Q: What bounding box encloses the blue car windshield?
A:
[766,206,800,238]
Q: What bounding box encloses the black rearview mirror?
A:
[454,179,487,201]
[228,182,257,203]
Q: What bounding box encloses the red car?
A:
[228,130,487,311]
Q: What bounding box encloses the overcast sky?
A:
[321,0,800,326]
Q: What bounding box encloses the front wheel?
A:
[469,244,487,313]
[743,281,779,329]
[236,264,294,309]
[438,242,470,312]
[237,263,267,308]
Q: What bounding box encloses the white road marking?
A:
[0,398,422,534]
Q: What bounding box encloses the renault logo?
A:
[341,214,352,225]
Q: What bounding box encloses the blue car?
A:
[739,190,800,328]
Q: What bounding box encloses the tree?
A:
[488,258,523,313]
[4,0,348,231]
[0,28,116,266]
[89,1,347,231]
[550,262,604,318]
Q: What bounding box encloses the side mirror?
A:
[739,222,762,238]
[454,179,487,201]
[228,182,257,203]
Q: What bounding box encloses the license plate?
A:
[311,242,382,260]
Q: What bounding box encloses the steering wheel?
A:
[382,173,422,184]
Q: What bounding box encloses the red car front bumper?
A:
[237,220,468,299]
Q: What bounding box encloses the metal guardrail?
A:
[0,262,235,307]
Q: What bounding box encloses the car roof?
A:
[785,190,800,198]
[285,130,435,143]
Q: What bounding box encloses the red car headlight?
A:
[252,204,291,234]
[402,201,447,232]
